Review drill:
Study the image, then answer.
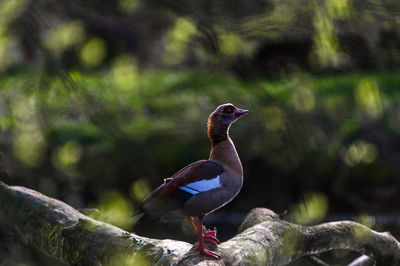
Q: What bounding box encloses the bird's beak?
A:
[235,108,249,117]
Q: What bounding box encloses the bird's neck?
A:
[208,122,230,146]
[209,137,243,175]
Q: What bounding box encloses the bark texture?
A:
[0,181,399,265]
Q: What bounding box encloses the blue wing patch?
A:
[179,175,221,195]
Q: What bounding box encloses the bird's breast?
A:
[219,168,243,192]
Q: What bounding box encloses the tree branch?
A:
[0,181,399,265]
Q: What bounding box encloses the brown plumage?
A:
[135,103,248,259]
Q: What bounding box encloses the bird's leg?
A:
[186,216,219,244]
[196,215,221,259]
[186,216,197,233]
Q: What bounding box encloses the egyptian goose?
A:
[136,103,248,259]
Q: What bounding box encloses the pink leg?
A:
[186,216,197,233]
[186,216,220,244]
[196,215,221,259]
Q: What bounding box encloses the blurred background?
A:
[0,0,400,265]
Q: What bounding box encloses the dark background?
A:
[0,0,400,265]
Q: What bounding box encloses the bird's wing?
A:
[136,160,224,218]
[158,160,225,199]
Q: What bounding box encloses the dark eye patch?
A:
[222,105,234,113]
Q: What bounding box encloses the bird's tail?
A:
[132,184,166,225]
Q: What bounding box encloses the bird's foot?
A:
[197,246,221,259]
[203,230,220,244]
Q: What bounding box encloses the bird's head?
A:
[208,103,248,143]
[210,103,249,126]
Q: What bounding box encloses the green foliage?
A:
[1,69,399,219]
[1,62,400,266]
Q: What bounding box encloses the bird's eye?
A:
[222,106,234,113]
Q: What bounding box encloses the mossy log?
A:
[0,181,399,265]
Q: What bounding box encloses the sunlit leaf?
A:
[261,106,285,131]
[355,78,384,118]
[51,141,82,171]
[290,193,329,224]
[327,0,352,18]
[342,140,378,167]
[11,96,46,166]
[130,179,151,201]
[311,6,345,68]
[44,20,86,53]
[13,131,46,167]
[97,191,133,230]
[112,55,139,92]
[118,0,140,13]
[292,86,315,112]
[163,17,197,65]
[80,37,107,68]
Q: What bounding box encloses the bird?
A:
[134,103,248,259]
